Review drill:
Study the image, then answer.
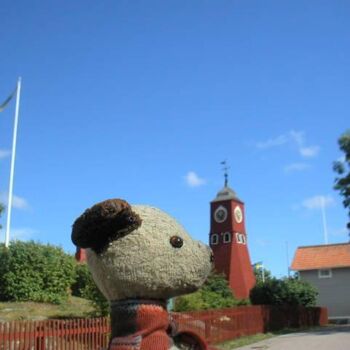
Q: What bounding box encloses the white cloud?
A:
[184,171,206,187]
[284,162,310,173]
[256,134,289,149]
[289,130,304,146]
[12,195,29,209]
[0,149,11,159]
[0,193,29,210]
[256,130,320,158]
[302,195,335,210]
[290,130,319,158]
[299,146,320,158]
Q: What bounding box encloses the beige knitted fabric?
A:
[86,205,212,301]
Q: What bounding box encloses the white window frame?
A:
[223,232,231,243]
[211,233,219,245]
[318,269,332,279]
[236,232,246,245]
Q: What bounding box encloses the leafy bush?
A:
[80,276,109,316]
[0,241,76,304]
[71,263,92,297]
[71,262,109,316]
[253,266,272,283]
[250,277,318,307]
[174,272,248,312]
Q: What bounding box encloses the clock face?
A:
[214,205,227,223]
[234,205,243,223]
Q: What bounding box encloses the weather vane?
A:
[220,160,230,187]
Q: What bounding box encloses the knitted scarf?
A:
[108,299,208,350]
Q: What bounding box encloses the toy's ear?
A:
[71,199,142,254]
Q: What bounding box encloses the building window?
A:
[236,232,246,245]
[318,269,332,279]
[211,234,219,245]
[223,232,231,243]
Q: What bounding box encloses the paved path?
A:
[235,325,350,350]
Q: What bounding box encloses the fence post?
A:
[35,322,45,350]
[204,318,211,343]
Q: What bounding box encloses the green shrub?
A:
[0,241,76,304]
[71,263,92,297]
[250,277,317,307]
[71,262,109,316]
[174,272,247,312]
[280,278,318,306]
[80,276,109,316]
[253,266,272,283]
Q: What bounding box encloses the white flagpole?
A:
[5,77,22,248]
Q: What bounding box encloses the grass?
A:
[0,296,95,321]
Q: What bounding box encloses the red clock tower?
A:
[209,174,256,299]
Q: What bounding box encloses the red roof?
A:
[291,243,350,271]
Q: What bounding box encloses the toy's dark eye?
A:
[126,216,135,224]
[170,236,183,248]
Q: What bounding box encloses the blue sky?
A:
[0,0,349,278]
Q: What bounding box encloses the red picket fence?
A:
[172,305,265,344]
[0,318,109,350]
[0,306,327,349]
[172,305,328,344]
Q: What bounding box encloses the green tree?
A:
[71,262,109,316]
[0,241,76,304]
[333,130,350,236]
[174,272,248,312]
[253,266,272,283]
[71,263,92,298]
[250,277,317,307]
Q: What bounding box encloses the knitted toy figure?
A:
[72,199,214,350]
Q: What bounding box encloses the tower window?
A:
[223,232,231,243]
[236,232,246,245]
[210,234,219,245]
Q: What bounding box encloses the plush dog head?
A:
[72,199,212,301]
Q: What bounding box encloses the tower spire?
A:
[221,160,229,187]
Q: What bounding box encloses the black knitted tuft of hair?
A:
[71,199,142,254]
